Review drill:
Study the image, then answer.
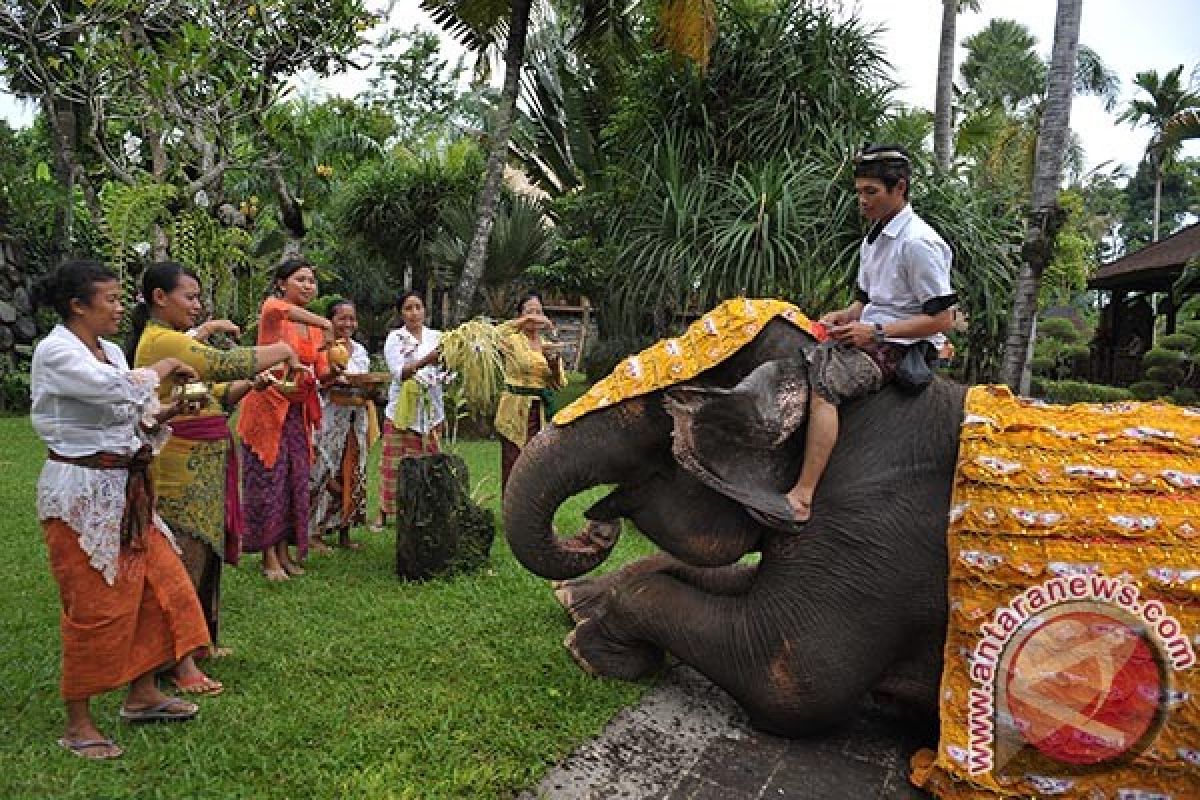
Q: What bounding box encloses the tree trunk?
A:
[394,452,495,581]
[449,0,533,325]
[1000,0,1081,391]
[41,94,81,262]
[933,0,957,172]
[1152,166,1162,242]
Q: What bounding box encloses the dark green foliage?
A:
[1141,347,1186,370]
[1030,356,1056,376]
[0,356,31,412]
[1146,365,1186,385]
[332,141,484,296]
[1032,314,1092,380]
[1130,380,1170,400]
[1179,320,1200,341]
[1038,317,1081,343]
[1158,332,1197,352]
[581,333,656,383]
[1169,387,1199,406]
[1062,343,1090,361]
[1030,379,1134,404]
[395,452,495,581]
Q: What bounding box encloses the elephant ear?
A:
[664,357,808,522]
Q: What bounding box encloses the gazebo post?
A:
[1109,290,1125,385]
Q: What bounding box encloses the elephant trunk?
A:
[503,397,666,580]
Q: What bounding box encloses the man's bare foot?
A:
[785,488,813,524]
[310,536,334,555]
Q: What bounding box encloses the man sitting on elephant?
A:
[784,144,958,525]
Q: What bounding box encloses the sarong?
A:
[310,402,370,534]
[501,400,543,494]
[379,420,439,515]
[44,518,210,700]
[241,403,311,558]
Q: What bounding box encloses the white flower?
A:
[193,189,210,208]
[161,127,184,147]
[122,131,142,161]
[132,241,152,257]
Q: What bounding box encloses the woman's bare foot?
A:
[310,535,334,555]
[262,551,288,582]
[169,654,224,696]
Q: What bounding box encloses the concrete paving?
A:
[521,665,936,800]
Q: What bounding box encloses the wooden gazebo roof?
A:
[1089,222,1200,292]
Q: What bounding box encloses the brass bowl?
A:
[327,339,350,369]
[179,381,210,403]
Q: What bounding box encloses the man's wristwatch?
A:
[872,322,885,344]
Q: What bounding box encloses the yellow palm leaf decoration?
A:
[657,0,718,71]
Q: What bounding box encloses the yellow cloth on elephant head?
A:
[553,297,819,426]
[915,385,1200,800]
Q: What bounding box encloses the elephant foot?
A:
[564,629,600,677]
[565,618,664,682]
[553,578,610,625]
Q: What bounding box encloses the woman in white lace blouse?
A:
[31,261,211,760]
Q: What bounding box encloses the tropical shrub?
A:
[543,0,1021,381]
[1133,316,1200,402]
[1031,316,1091,381]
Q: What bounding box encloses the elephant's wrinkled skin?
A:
[503,319,968,737]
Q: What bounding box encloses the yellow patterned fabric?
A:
[495,320,567,448]
[553,298,818,425]
[134,322,257,553]
[915,385,1200,800]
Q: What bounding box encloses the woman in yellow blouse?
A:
[128,261,299,694]
[495,291,566,494]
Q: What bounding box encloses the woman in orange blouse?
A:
[236,258,335,581]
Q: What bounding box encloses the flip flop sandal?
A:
[169,675,225,696]
[57,737,123,760]
[119,697,199,724]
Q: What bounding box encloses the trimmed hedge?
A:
[1030,379,1134,404]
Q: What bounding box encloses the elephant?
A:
[503,315,968,738]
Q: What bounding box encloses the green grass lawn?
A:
[0,409,655,799]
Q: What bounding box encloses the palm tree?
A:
[1118,65,1200,241]
[422,0,716,323]
[1000,0,1082,391]
[933,0,979,172]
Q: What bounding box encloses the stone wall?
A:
[0,237,37,359]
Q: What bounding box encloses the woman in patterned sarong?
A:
[236,258,334,581]
[495,291,565,494]
[31,260,211,760]
[309,298,378,551]
[129,261,301,693]
[375,291,442,529]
